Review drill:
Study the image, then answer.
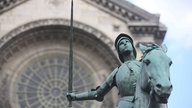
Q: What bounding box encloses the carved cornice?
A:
[84,0,167,43]
[128,23,167,44]
[0,0,28,14]
[84,0,139,22]
[84,0,159,22]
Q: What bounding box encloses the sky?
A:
[128,0,192,107]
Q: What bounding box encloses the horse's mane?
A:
[139,43,161,61]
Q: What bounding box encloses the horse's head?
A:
[139,44,173,103]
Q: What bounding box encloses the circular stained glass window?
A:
[14,55,96,108]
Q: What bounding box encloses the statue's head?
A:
[115,33,137,62]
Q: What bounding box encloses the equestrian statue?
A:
[66,33,173,108]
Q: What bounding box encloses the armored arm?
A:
[67,68,118,102]
[67,83,110,102]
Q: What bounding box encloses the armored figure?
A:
[67,33,141,108]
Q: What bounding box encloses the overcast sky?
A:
[128,0,192,108]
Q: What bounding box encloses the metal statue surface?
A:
[67,33,173,108]
[134,43,173,108]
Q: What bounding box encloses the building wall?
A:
[0,0,166,108]
[0,0,132,43]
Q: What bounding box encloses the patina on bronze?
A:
[67,33,173,108]
[134,43,173,108]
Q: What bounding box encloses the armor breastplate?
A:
[115,61,141,97]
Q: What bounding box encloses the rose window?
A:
[14,55,96,108]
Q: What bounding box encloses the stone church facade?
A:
[0,0,166,108]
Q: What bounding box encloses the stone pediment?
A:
[85,0,158,22]
[0,0,161,23]
[84,0,167,44]
[0,0,167,44]
[0,0,159,23]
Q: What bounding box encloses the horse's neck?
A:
[134,76,162,108]
[134,88,162,108]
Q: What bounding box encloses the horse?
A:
[134,44,173,108]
